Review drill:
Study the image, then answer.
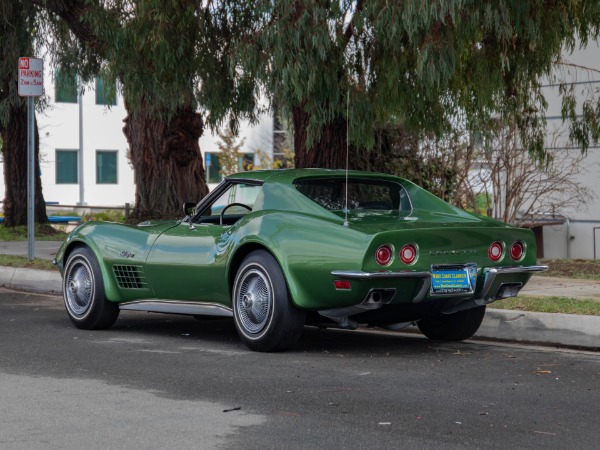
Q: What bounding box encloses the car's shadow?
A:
[111,310,468,356]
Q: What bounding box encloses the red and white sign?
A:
[18,57,44,97]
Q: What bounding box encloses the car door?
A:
[144,181,261,305]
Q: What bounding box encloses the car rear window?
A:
[294,178,411,212]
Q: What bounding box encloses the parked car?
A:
[54,169,547,351]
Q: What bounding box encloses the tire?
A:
[63,246,119,329]
[232,250,305,352]
[417,305,486,341]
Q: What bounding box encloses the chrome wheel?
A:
[62,246,119,330]
[235,268,272,334]
[65,259,94,316]
[232,250,305,352]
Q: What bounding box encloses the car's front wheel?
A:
[63,246,119,329]
[417,305,486,341]
[232,250,305,352]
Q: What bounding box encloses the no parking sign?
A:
[18,57,44,97]
[18,56,44,260]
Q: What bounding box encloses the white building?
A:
[536,41,600,259]
[0,65,273,209]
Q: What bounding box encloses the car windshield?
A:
[294,178,411,213]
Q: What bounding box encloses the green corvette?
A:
[55,169,547,351]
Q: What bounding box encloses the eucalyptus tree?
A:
[0,0,48,226]
[41,0,257,220]
[238,0,600,169]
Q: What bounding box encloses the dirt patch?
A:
[538,258,600,281]
[37,224,63,237]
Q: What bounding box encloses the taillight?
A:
[334,280,351,290]
[375,244,393,266]
[510,241,525,261]
[488,241,504,262]
[400,243,418,265]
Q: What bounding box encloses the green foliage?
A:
[0,0,37,128]
[42,0,258,130]
[250,147,295,170]
[216,127,245,177]
[237,0,600,161]
[475,193,491,215]
[82,210,126,223]
[352,124,459,201]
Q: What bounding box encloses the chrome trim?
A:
[331,270,431,280]
[413,277,432,303]
[331,270,431,303]
[363,288,396,305]
[479,265,548,302]
[119,300,233,317]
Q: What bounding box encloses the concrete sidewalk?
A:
[0,240,62,261]
[0,240,599,350]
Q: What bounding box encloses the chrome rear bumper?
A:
[330,265,549,308]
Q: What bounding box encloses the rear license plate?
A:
[431,264,477,295]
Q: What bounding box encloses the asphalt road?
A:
[1,288,599,450]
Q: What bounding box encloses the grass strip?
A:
[0,224,68,242]
[489,295,600,316]
[0,254,57,271]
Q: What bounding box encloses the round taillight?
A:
[510,241,525,261]
[400,243,418,265]
[375,244,393,266]
[488,241,504,262]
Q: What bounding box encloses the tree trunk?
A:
[292,105,348,169]
[123,98,208,221]
[1,103,48,227]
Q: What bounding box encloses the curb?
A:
[0,266,62,295]
[477,309,600,350]
[0,266,598,351]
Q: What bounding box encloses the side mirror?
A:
[183,202,196,217]
[183,202,197,230]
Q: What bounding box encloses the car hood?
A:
[133,219,181,233]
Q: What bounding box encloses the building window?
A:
[205,152,254,184]
[239,153,254,171]
[55,68,77,103]
[56,150,78,184]
[95,76,117,106]
[206,152,223,184]
[96,150,118,184]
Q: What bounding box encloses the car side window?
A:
[198,183,261,224]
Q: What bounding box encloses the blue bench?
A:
[0,216,81,224]
[49,216,82,223]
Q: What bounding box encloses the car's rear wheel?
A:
[232,250,305,352]
[63,246,119,329]
[417,305,486,341]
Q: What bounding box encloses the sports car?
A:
[54,169,547,351]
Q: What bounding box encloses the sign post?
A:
[18,57,43,261]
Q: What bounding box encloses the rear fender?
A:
[229,212,369,310]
